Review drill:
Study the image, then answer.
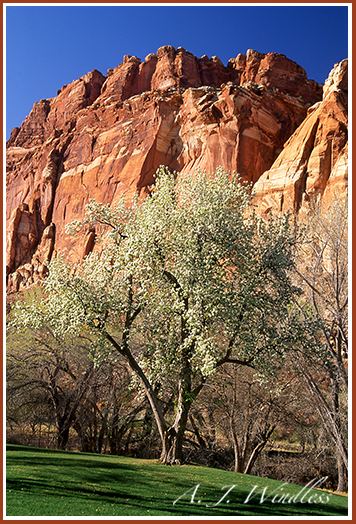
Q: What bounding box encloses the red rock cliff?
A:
[252,59,348,215]
[7,46,337,291]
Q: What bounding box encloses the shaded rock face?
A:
[7,46,335,291]
[252,59,348,215]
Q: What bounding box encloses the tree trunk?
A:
[230,418,242,473]
[97,422,106,454]
[159,343,200,465]
[305,371,348,470]
[243,441,266,475]
[160,375,192,464]
[73,419,86,451]
[244,425,276,475]
[232,437,241,473]
[106,332,168,458]
[57,424,70,450]
[336,452,346,492]
[160,404,190,464]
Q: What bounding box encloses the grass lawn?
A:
[6,444,348,517]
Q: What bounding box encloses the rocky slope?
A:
[6,46,347,292]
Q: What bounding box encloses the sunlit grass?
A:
[6,444,348,517]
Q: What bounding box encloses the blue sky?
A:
[5,4,349,140]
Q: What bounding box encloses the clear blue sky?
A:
[5,4,349,140]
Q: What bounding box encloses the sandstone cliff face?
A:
[6,46,333,291]
[252,59,348,215]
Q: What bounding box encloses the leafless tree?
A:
[293,195,348,491]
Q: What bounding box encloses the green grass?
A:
[6,444,348,517]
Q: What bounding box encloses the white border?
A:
[3,2,352,521]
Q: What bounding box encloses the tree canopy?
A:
[12,167,313,463]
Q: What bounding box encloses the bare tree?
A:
[294,196,348,491]
[7,323,95,450]
[73,362,145,454]
[204,366,300,474]
[7,300,151,454]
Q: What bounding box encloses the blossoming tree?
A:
[13,167,309,464]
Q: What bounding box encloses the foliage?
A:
[10,167,314,463]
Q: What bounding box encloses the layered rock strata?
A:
[252,59,348,215]
[6,46,329,291]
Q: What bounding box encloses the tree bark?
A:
[160,400,191,464]
[336,451,346,492]
[243,426,275,475]
[160,358,195,464]
[57,424,70,450]
[232,434,242,473]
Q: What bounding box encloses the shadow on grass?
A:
[6,444,348,517]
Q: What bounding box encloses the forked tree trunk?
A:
[106,332,169,457]
[243,440,268,475]
[160,397,191,464]
[231,419,275,474]
[105,328,200,465]
[159,352,198,464]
